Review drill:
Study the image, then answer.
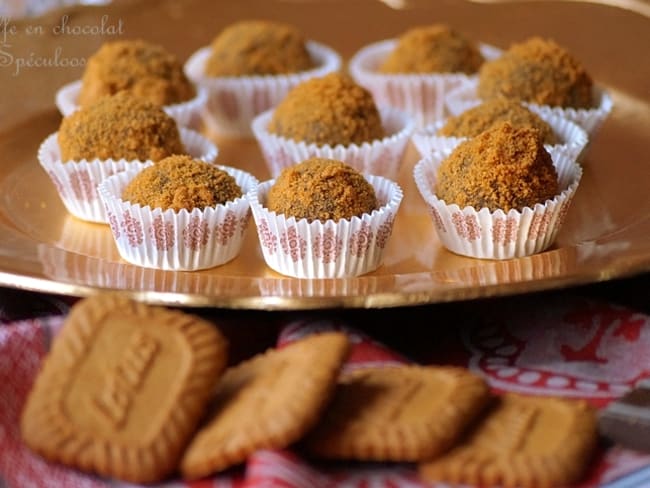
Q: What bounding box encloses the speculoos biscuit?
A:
[20,294,229,484]
[302,365,491,462]
[419,392,599,488]
[180,331,350,480]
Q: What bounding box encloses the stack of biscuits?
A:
[20,295,599,487]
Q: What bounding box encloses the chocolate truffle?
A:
[268,72,385,146]
[477,37,594,109]
[122,154,242,212]
[78,39,196,107]
[57,92,185,162]
[438,98,559,145]
[436,122,559,212]
[266,157,378,222]
[378,24,484,74]
[205,20,315,76]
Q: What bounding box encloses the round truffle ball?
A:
[436,122,559,212]
[438,98,559,145]
[205,20,315,76]
[266,157,378,222]
[268,72,385,146]
[122,154,242,212]
[78,39,196,107]
[57,92,185,162]
[477,37,594,109]
[378,24,484,74]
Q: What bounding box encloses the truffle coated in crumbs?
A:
[57,92,185,162]
[78,39,196,107]
[379,24,484,74]
[268,72,385,146]
[436,122,559,212]
[205,20,314,76]
[438,98,559,145]
[477,37,594,109]
[266,157,378,222]
[122,155,242,212]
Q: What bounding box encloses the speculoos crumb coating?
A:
[378,24,484,74]
[78,39,196,107]
[477,37,594,109]
[58,92,185,162]
[268,72,385,146]
[205,20,315,76]
[122,155,242,212]
[438,98,559,145]
[436,122,559,212]
[266,157,379,222]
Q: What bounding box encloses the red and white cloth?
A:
[1,292,650,487]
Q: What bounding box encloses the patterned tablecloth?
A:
[1,277,650,488]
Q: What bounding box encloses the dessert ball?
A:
[436,122,559,212]
[266,157,378,222]
[205,20,315,76]
[378,24,484,74]
[438,98,559,145]
[477,37,594,109]
[268,72,385,146]
[57,92,185,162]
[78,39,196,107]
[122,154,242,212]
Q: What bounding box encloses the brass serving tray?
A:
[0,0,648,310]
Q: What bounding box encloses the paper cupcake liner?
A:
[97,165,258,271]
[412,146,583,260]
[38,127,218,224]
[251,105,415,179]
[445,78,613,139]
[184,41,342,137]
[411,108,588,161]
[247,175,403,278]
[54,79,209,130]
[348,39,502,128]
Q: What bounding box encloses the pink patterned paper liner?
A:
[97,165,258,271]
[412,146,583,259]
[445,77,614,138]
[184,41,342,136]
[348,39,502,128]
[247,174,403,278]
[38,128,218,224]
[251,105,415,179]
[54,79,209,129]
[411,107,589,161]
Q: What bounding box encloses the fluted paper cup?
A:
[251,105,415,179]
[38,127,218,224]
[247,174,403,278]
[97,165,258,271]
[348,39,502,128]
[412,146,582,260]
[412,109,588,161]
[184,41,342,137]
[55,79,209,130]
[445,78,613,139]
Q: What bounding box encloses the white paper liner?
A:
[37,127,218,224]
[247,174,403,278]
[348,39,502,128]
[97,165,258,271]
[251,105,415,179]
[54,79,209,129]
[444,77,614,139]
[184,41,342,137]
[411,108,588,161]
[412,146,583,260]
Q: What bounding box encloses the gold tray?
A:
[0,0,648,310]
